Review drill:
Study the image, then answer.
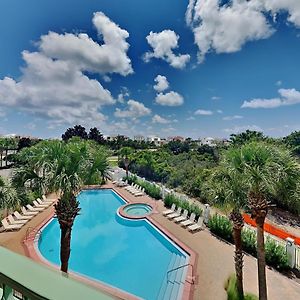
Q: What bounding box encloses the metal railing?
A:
[167,263,194,284]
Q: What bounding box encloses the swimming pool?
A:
[38,189,189,300]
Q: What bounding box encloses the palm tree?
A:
[119,147,133,177]
[229,142,300,300]
[0,176,19,216]
[13,138,109,273]
[207,162,247,299]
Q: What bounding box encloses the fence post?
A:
[203,204,210,224]
[286,237,296,268]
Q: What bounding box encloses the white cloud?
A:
[187,116,196,121]
[195,109,213,115]
[211,96,221,100]
[154,75,169,92]
[117,87,130,103]
[0,12,135,128]
[155,91,184,106]
[276,80,282,86]
[186,0,300,62]
[223,125,263,134]
[144,30,190,69]
[223,115,243,121]
[241,88,300,108]
[114,100,151,118]
[152,114,171,124]
[39,12,133,75]
[0,51,115,127]
[217,109,223,114]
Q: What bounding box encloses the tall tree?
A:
[230,130,265,146]
[88,127,105,144]
[62,125,88,141]
[207,163,247,299]
[119,147,133,177]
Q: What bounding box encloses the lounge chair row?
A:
[1,196,55,231]
[124,183,145,197]
[163,203,203,232]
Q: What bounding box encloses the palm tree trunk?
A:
[230,211,244,299]
[5,148,7,167]
[0,151,2,168]
[60,224,72,273]
[256,216,268,300]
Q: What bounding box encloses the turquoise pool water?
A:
[38,189,189,300]
[123,203,152,216]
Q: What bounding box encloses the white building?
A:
[133,135,145,142]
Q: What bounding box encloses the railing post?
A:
[1,284,14,300]
[286,237,296,268]
[203,204,210,224]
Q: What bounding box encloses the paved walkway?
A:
[1,187,300,300]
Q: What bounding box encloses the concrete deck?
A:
[1,186,300,300]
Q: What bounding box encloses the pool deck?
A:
[1,186,300,300]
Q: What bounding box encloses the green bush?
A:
[163,194,202,218]
[207,214,233,243]
[265,238,289,271]
[225,274,258,300]
[241,229,257,257]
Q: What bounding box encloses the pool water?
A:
[38,190,189,300]
[123,203,152,216]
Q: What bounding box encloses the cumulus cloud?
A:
[0,51,115,127]
[39,12,133,75]
[186,0,300,62]
[153,75,169,92]
[223,115,243,121]
[241,88,300,108]
[114,100,151,118]
[0,12,134,127]
[155,91,184,106]
[152,114,171,124]
[223,125,263,134]
[195,109,213,115]
[144,30,190,69]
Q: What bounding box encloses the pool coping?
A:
[23,186,197,300]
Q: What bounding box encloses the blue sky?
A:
[0,0,300,139]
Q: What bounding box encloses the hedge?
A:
[207,214,290,271]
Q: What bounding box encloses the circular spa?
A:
[122,203,152,217]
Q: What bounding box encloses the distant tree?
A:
[230,130,265,146]
[197,144,215,156]
[88,127,105,144]
[119,147,134,177]
[283,131,300,155]
[18,137,32,150]
[165,141,190,155]
[62,125,88,141]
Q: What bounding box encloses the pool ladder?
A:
[167,263,194,284]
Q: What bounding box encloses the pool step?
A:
[157,254,188,300]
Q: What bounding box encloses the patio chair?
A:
[33,200,49,208]
[1,219,23,231]
[7,215,28,225]
[162,203,176,216]
[26,204,44,212]
[180,213,196,227]
[167,207,182,219]
[36,199,52,207]
[174,209,188,223]
[188,217,203,232]
[134,188,145,197]
[14,211,33,221]
[21,206,38,216]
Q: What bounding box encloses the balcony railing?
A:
[0,246,114,300]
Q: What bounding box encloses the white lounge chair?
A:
[167,207,182,219]
[14,211,33,221]
[7,215,28,225]
[26,204,44,212]
[33,200,48,208]
[134,187,145,197]
[36,199,52,207]
[42,195,56,203]
[188,217,203,232]
[174,210,188,223]
[125,183,134,191]
[1,219,23,231]
[162,203,176,216]
[22,206,38,216]
[181,213,196,227]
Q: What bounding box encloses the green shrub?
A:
[163,194,202,218]
[225,274,258,300]
[241,229,257,257]
[207,214,233,242]
[265,238,289,271]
